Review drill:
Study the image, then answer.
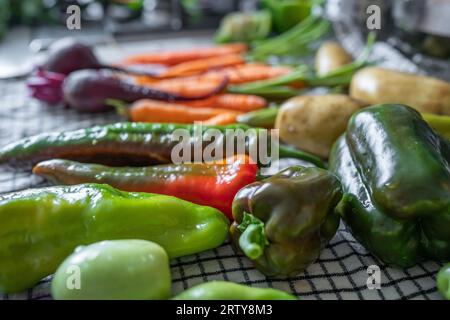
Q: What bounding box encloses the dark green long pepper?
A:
[0,122,325,168]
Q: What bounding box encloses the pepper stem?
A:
[237,212,269,260]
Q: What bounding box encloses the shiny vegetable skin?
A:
[329,104,450,267]
[52,240,171,300]
[0,122,325,169]
[0,184,229,293]
[33,156,258,218]
[230,166,342,277]
[437,263,450,300]
[173,281,296,300]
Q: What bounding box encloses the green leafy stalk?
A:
[231,32,376,96]
[228,66,310,96]
[307,32,377,86]
[231,85,303,99]
[249,15,330,61]
[237,107,279,128]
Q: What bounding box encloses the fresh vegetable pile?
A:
[1,5,450,300]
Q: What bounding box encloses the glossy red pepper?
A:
[33,155,258,219]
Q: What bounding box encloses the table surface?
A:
[0,33,444,300]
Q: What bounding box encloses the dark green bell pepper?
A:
[329,104,450,267]
[230,166,342,276]
[0,183,229,293]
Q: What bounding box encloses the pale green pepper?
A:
[0,184,229,293]
[52,240,171,300]
[437,263,450,300]
[173,281,297,300]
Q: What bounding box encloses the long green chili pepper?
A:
[0,122,325,169]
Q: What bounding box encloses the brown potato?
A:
[315,41,353,76]
[350,67,450,115]
[275,94,366,158]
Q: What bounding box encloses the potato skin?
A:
[315,41,353,76]
[275,94,366,158]
[350,67,450,115]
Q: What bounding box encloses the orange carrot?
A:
[135,63,292,86]
[160,54,245,78]
[212,63,293,84]
[203,112,240,125]
[137,74,226,97]
[136,73,223,87]
[123,43,247,66]
[129,99,240,124]
[184,94,267,112]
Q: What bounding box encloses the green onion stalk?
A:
[231,32,376,98]
[248,15,330,61]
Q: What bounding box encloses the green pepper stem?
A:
[237,212,270,260]
[239,224,265,260]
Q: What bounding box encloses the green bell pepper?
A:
[262,0,312,33]
[437,263,450,300]
[230,166,342,276]
[173,281,296,300]
[329,104,450,267]
[52,240,171,300]
[0,183,229,293]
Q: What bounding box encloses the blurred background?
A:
[0,0,449,79]
[0,0,254,41]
